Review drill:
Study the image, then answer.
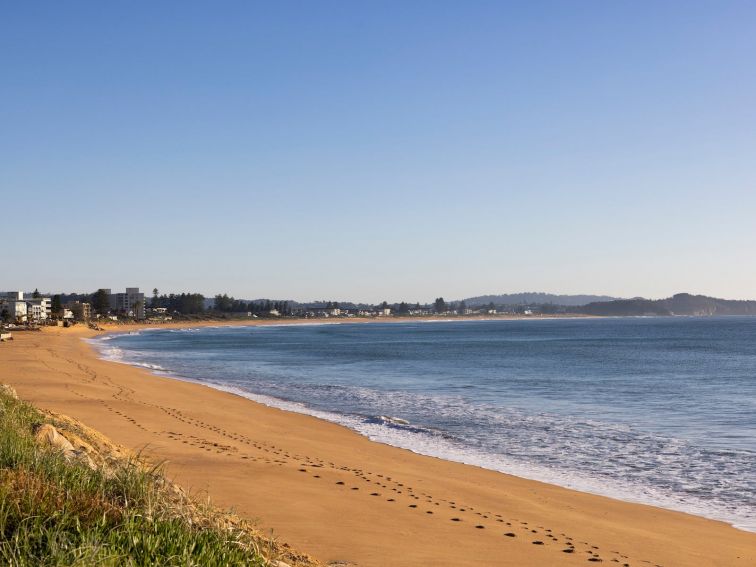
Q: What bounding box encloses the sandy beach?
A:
[1,322,754,567]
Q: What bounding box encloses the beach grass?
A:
[0,389,270,566]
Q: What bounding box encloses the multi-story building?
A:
[27,299,50,320]
[109,287,145,319]
[0,291,51,322]
[65,301,92,321]
[1,292,28,322]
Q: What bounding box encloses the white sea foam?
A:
[93,334,116,341]
[181,379,756,532]
[86,336,165,371]
[99,345,124,362]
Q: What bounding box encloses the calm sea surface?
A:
[90,317,756,531]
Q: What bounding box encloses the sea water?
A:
[88,317,756,531]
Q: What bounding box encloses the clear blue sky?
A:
[3,2,755,302]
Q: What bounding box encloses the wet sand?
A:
[1,323,754,566]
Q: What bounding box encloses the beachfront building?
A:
[1,302,28,322]
[0,291,52,323]
[306,307,343,318]
[109,287,146,319]
[0,292,29,322]
[28,300,50,320]
[65,301,92,321]
[409,307,432,316]
[146,306,172,321]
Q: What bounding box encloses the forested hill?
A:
[578,293,756,316]
[464,293,618,307]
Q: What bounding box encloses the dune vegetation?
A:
[0,386,313,567]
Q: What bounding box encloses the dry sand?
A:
[1,322,754,566]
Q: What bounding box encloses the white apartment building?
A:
[1,297,29,322]
[1,291,51,322]
[30,297,51,320]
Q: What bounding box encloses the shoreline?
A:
[89,321,755,534]
[88,312,600,332]
[1,323,754,566]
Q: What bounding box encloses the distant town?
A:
[2,288,756,333]
[0,287,522,328]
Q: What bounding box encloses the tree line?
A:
[11,288,503,319]
[213,294,292,315]
[151,293,206,314]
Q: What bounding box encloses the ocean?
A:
[88,317,756,532]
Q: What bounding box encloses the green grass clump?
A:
[0,391,267,566]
